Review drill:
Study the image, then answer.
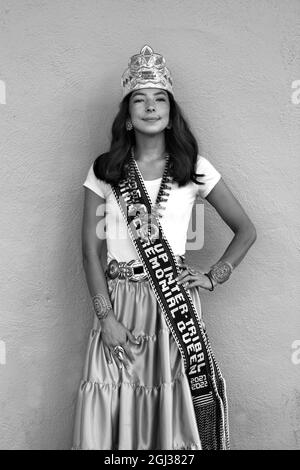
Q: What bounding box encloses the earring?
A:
[126,119,133,131]
[167,122,172,129]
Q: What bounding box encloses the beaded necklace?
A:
[128,146,173,220]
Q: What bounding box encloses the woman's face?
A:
[128,88,170,135]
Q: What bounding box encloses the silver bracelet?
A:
[92,293,112,320]
[208,260,234,284]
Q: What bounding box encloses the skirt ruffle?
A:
[72,274,206,450]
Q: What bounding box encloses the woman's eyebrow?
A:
[132,91,167,97]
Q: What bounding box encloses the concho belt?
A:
[106,255,186,282]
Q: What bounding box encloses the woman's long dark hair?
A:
[93,91,205,188]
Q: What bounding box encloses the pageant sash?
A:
[111,166,230,450]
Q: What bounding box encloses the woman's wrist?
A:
[99,308,115,325]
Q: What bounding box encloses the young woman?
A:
[72,45,257,450]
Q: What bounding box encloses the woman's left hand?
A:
[175,264,217,291]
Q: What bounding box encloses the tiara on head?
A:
[121,45,174,99]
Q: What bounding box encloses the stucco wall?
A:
[0,0,299,450]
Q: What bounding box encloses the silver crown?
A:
[121,45,174,99]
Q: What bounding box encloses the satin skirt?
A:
[72,271,206,450]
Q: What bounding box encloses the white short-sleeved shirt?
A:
[83,155,221,263]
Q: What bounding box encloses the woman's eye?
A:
[133,98,166,103]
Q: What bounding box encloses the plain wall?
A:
[0,0,299,450]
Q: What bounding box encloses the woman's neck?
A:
[133,135,167,163]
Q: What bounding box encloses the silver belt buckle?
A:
[127,259,146,282]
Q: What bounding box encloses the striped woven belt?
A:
[106,255,186,282]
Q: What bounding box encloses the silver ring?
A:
[113,345,125,359]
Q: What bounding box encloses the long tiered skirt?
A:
[72,266,207,450]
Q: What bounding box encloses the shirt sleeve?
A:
[82,163,111,199]
[194,155,222,198]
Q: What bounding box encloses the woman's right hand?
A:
[100,311,141,369]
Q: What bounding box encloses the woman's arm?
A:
[205,178,257,276]
[81,187,113,318]
[177,177,257,290]
[82,187,139,367]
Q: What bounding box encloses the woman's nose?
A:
[146,101,156,111]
